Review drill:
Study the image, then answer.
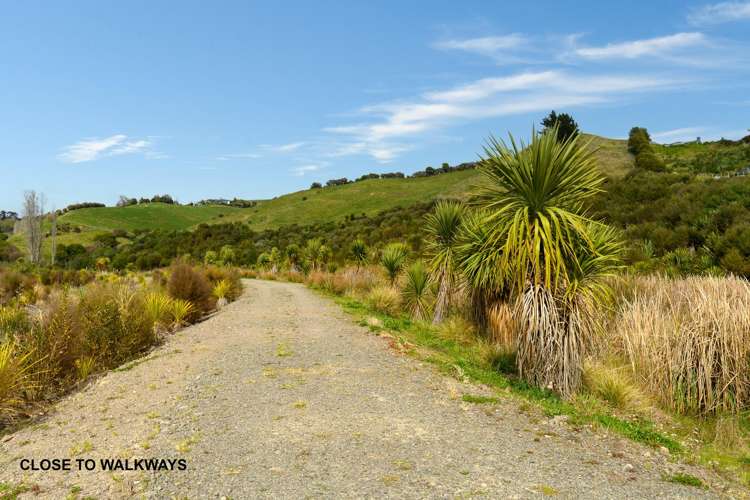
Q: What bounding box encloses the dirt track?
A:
[0,280,724,498]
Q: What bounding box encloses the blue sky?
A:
[2,0,749,211]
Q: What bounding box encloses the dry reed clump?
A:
[331,268,378,297]
[615,275,750,415]
[283,270,305,283]
[306,271,334,291]
[366,286,402,316]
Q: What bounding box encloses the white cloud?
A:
[58,134,160,163]
[652,127,707,143]
[689,1,750,25]
[276,141,306,152]
[652,126,748,143]
[574,33,707,59]
[434,35,527,56]
[216,153,262,160]
[291,164,322,176]
[325,70,679,155]
[263,141,306,153]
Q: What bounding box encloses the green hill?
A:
[8,133,634,251]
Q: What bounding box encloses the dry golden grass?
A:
[615,275,750,415]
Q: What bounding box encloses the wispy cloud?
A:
[58,134,163,163]
[688,1,750,25]
[574,32,707,60]
[652,126,747,143]
[434,35,527,56]
[216,152,262,160]
[277,141,306,152]
[291,164,323,176]
[324,70,680,161]
[652,126,707,143]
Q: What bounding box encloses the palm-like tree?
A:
[471,127,622,395]
[402,260,432,321]
[477,127,606,292]
[285,244,301,272]
[380,242,408,285]
[351,239,368,269]
[424,200,465,323]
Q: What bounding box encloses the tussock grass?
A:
[437,316,476,346]
[582,360,642,410]
[366,286,402,316]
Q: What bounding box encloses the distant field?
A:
[6,133,634,251]
[60,203,245,232]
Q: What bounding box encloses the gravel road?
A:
[0,279,729,498]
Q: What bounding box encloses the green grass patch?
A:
[665,473,704,488]
[462,394,500,404]
[0,481,30,499]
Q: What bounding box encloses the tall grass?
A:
[615,275,750,415]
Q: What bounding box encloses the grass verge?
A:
[326,291,683,453]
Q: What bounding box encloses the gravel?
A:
[0,280,729,498]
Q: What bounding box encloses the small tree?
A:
[285,244,301,271]
[628,127,651,155]
[49,209,57,266]
[22,190,44,265]
[541,111,579,142]
[424,200,465,323]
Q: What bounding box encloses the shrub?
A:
[0,342,33,419]
[167,262,215,320]
[203,265,242,301]
[367,286,402,316]
[0,270,35,304]
[78,283,156,367]
[635,151,666,172]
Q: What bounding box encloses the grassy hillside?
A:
[235,168,480,231]
[8,203,244,254]
[582,133,633,178]
[60,203,244,232]
[6,133,634,252]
